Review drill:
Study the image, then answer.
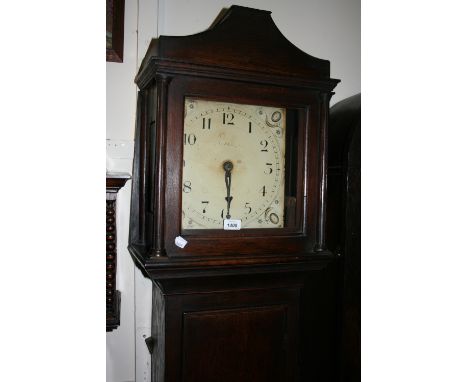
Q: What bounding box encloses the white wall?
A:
[106,1,360,381]
[106,0,137,379]
[106,1,155,382]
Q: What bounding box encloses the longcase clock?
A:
[129,6,340,382]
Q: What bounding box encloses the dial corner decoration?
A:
[181,98,286,231]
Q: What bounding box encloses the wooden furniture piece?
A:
[129,6,340,381]
[106,0,125,62]
[327,94,361,381]
[106,172,130,332]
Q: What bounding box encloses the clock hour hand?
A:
[223,161,234,219]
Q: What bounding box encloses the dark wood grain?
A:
[182,306,287,382]
[149,275,301,382]
[128,5,340,381]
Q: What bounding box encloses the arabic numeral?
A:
[182,181,192,193]
[184,133,197,145]
[223,112,234,125]
[269,212,279,225]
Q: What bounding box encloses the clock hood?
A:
[136,5,339,90]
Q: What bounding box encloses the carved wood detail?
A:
[106,174,130,332]
[106,198,119,331]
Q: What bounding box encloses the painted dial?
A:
[182,98,286,229]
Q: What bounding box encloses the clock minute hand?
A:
[223,161,234,219]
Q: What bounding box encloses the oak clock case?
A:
[128,5,340,382]
[159,75,313,258]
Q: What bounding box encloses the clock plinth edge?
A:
[128,243,334,280]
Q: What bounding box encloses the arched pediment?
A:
[137,6,338,87]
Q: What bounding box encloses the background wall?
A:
[106,1,360,381]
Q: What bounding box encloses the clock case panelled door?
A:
[129,6,339,382]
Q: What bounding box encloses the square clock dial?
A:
[182,98,286,229]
